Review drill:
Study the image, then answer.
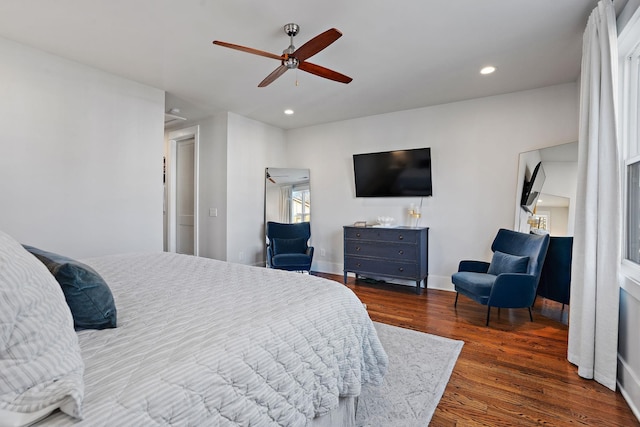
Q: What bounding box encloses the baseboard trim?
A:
[428,275,455,291]
[312,260,455,292]
[313,260,343,276]
[618,356,640,423]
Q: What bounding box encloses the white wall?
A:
[226,112,286,266]
[195,113,229,260]
[168,111,286,264]
[0,36,164,258]
[286,83,579,290]
[619,283,640,421]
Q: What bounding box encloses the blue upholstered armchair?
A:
[266,221,314,272]
[452,228,550,326]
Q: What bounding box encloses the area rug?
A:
[357,322,464,426]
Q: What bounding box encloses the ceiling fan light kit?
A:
[213,23,352,87]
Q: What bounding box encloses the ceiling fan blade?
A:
[213,40,284,61]
[293,28,342,62]
[298,61,352,84]
[258,65,288,87]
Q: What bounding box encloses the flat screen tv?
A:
[520,161,546,214]
[353,148,433,197]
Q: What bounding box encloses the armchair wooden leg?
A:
[454,292,459,307]
[486,306,491,326]
[528,307,534,322]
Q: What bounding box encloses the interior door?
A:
[176,138,195,255]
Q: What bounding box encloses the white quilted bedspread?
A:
[36,253,387,426]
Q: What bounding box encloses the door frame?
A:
[166,125,200,255]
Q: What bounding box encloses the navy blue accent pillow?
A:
[487,250,529,276]
[272,237,307,255]
[23,245,117,330]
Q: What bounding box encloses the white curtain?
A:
[568,0,621,391]
[279,185,292,223]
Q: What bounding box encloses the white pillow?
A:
[0,230,84,426]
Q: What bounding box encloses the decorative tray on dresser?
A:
[343,225,429,294]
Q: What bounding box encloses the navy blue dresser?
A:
[343,226,429,293]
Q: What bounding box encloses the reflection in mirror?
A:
[533,193,570,235]
[265,168,311,266]
[515,142,578,236]
[265,168,310,224]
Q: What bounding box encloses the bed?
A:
[0,230,388,426]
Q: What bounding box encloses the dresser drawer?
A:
[344,227,419,244]
[345,256,418,279]
[343,225,428,292]
[344,241,417,261]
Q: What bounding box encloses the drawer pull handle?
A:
[356,233,361,238]
[398,267,404,272]
[356,246,361,252]
[356,263,361,267]
[398,250,404,255]
[398,235,404,240]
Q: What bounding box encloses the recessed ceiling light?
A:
[480,66,496,75]
[284,109,294,115]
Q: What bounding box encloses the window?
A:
[291,186,310,223]
[627,159,640,265]
[619,8,640,279]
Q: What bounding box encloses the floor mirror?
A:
[264,167,311,263]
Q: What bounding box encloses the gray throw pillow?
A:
[487,250,529,275]
[272,237,307,255]
[23,245,117,330]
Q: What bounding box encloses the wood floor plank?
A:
[313,273,640,426]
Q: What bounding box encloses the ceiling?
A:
[266,167,309,185]
[0,0,627,130]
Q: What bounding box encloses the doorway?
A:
[166,126,199,256]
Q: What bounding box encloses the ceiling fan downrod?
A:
[283,23,299,69]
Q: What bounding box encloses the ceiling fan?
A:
[266,170,288,183]
[213,23,352,87]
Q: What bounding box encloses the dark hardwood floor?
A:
[313,272,639,426]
